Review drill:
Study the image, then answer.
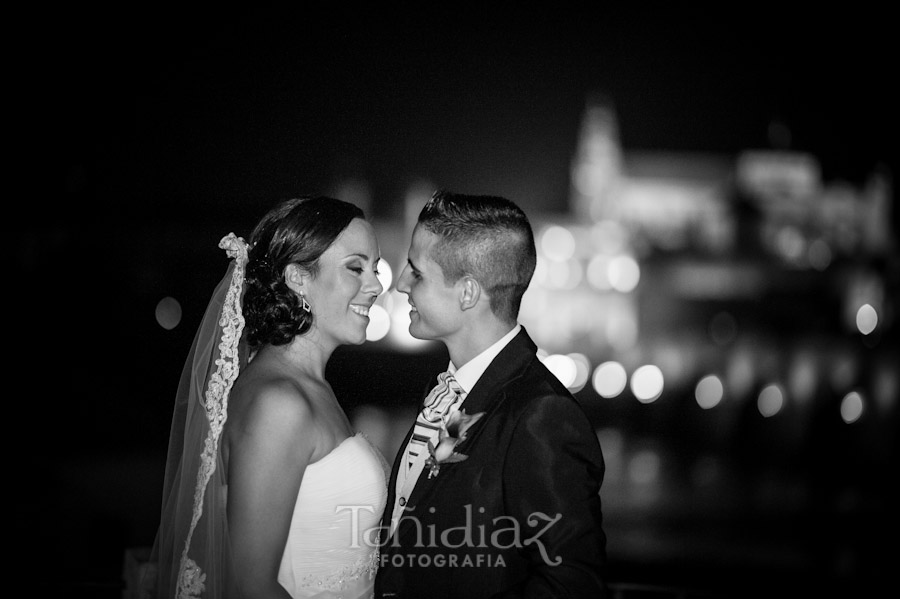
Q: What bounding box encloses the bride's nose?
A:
[363,269,383,297]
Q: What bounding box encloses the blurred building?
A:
[499,96,897,592]
[522,95,895,395]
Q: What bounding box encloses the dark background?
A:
[16,6,896,598]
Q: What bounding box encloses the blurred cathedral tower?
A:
[569,93,623,222]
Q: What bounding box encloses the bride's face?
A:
[303,218,383,347]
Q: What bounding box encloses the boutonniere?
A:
[425,409,485,479]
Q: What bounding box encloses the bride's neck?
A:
[255,334,333,379]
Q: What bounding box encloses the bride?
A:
[146,196,388,598]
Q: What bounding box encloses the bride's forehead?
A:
[326,220,379,257]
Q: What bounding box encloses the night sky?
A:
[42,6,895,226]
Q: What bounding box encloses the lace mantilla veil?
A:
[145,233,251,599]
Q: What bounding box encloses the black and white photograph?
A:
[18,6,896,598]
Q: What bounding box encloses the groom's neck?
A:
[445,318,517,370]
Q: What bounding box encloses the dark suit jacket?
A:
[375,327,607,598]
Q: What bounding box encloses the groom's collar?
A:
[448,324,521,394]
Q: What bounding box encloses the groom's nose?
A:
[396,265,412,294]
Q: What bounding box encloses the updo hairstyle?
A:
[242,196,365,348]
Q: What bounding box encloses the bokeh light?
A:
[384,289,431,350]
[840,391,864,424]
[726,347,756,400]
[631,365,664,403]
[608,255,640,292]
[541,353,578,388]
[593,361,627,398]
[829,350,858,392]
[365,304,390,341]
[543,259,582,290]
[695,375,724,409]
[586,254,613,290]
[567,353,591,393]
[788,351,818,407]
[807,238,833,270]
[376,259,393,292]
[155,297,182,330]
[540,225,577,261]
[873,362,898,413]
[757,383,785,417]
[855,303,878,335]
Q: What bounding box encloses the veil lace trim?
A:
[176,233,248,599]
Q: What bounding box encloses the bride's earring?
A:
[299,292,311,313]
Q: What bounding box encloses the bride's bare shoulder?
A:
[231,368,317,425]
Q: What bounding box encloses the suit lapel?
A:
[456,327,537,417]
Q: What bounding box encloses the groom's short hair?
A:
[417,190,536,323]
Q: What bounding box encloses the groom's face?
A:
[396,225,463,342]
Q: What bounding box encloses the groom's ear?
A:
[458,276,481,311]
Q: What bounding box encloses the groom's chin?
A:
[406,322,432,341]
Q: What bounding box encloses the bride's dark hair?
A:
[243,196,365,347]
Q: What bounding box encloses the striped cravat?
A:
[406,371,464,471]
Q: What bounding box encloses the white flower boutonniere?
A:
[425,409,485,479]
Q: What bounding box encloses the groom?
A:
[375,191,607,598]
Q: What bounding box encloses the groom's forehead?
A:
[410,228,440,260]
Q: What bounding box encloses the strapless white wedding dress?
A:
[277,432,389,599]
